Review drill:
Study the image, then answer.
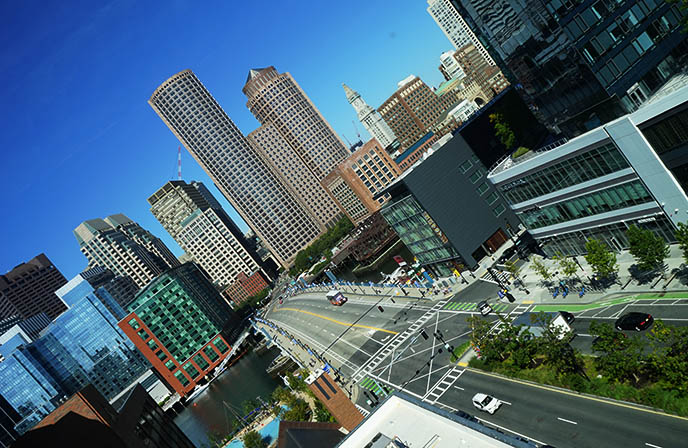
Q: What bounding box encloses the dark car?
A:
[559,311,575,324]
[615,312,654,331]
[478,300,493,316]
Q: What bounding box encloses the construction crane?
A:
[352,120,361,140]
[342,133,353,147]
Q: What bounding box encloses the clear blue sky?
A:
[0,0,451,278]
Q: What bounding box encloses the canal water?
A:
[331,245,415,283]
[174,346,281,447]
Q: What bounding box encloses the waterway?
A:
[331,245,415,283]
[174,346,281,448]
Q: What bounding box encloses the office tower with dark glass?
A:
[0,254,67,321]
[149,70,322,267]
[148,180,265,289]
[74,214,180,289]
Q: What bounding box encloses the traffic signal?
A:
[420,330,429,340]
[378,305,384,312]
[506,292,515,303]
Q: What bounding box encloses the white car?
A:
[472,393,502,414]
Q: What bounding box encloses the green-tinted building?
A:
[118,263,235,397]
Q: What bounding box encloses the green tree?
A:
[314,400,335,422]
[627,224,670,272]
[504,260,521,281]
[584,239,618,279]
[553,252,579,279]
[243,430,267,448]
[531,313,582,376]
[646,320,688,393]
[589,321,644,383]
[531,258,552,281]
[489,113,516,150]
[241,398,260,416]
[282,398,311,421]
[676,221,688,264]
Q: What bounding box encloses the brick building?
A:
[305,369,363,432]
[223,271,270,306]
[348,212,398,263]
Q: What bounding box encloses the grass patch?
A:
[511,146,530,159]
[468,355,688,416]
[450,341,472,363]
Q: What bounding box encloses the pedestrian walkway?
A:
[442,301,508,312]
[358,377,385,395]
[480,269,511,285]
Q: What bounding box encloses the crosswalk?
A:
[480,270,511,285]
[423,366,464,404]
[359,376,386,395]
[442,301,508,312]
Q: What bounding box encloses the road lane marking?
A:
[644,443,663,448]
[500,400,512,405]
[454,385,464,390]
[469,368,688,421]
[277,307,399,334]
[475,417,545,446]
[557,417,577,425]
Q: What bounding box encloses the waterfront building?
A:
[119,263,236,397]
[0,253,67,321]
[488,85,688,256]
[378,76,449,150]
[322,139,401,224]
[243,66,349,181]
[0,277,150,435]
[74,215,179,289]
[247,124,343,230]
[379,133,520,275]
[343,84,398,151]
[427,0,495,65]
[149,70,322,267]
[148,180,264,288]
[223,271,270,306]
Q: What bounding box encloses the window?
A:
[469,170,482,184]
[459,159,473,173]
[486,192,499,205]
[494,204,506,217]
[477,182,490,195]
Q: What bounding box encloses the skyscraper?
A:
[74,214,179,289]
[148,180,264,288]
[247,124,343,229]
[243,66,349,181]
[148,70,322,267]
[427,0,495,65]
[0,254,68,321]
[343,84,398,151]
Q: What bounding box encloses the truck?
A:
[326,290,347,306]
[511,312,573,341]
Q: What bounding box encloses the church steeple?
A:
[342,83,359,104]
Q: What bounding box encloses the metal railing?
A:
[487,137,569,177]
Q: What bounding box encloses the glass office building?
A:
[488,85,688,256]
[119,263,234,397]
[0,278,150,435]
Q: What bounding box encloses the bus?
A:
[326,290,347,306]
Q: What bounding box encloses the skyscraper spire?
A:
[343,83,397,150]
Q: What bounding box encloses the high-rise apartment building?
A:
[74,215,179,289]
[149,70,322,267]
[148,180,264,288]
[119,263,236,397]
[0,277,150,435]
[243,66,350,181]
[0,254,68,321]
[247,124,342,229]
[427,0,495,65]
[322,139,401,224]
[378,76,449,150]
[342,84,398,151]
[453,44,509,97]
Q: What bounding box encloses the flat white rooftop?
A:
[336,394,532,448]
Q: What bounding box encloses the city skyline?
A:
[0,0,452,277]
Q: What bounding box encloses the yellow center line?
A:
[277,307,398,335]
[469,368,688,421]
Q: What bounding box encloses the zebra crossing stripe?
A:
[467,303,477,310]
[360,378,372,388]
[450,302,460,310]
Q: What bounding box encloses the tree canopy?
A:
[584,239,618,279]
[489,113,517,150]
[626,224,669,272]
[290,217,353,276]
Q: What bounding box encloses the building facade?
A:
[343,84,398,150]
[378,76,449,150]
[223,271,270,306]
[488,85,688,256]
[149,70,322,267]
[247,124,343,229]
[321,172,371,224]
[79,266,139,309]
[0,254,67,321]
[380,133,521,274]
[0,393,20,448]
[243,67,350,181]
[148,180,264,288]
[427,0,495,65]
[74,215,179,289]
[453,44,510,97]
[0,278,150,435]
[119,263,235,397]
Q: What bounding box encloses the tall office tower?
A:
[148,180,263,288]
[119,263,236,397]
[149,70,322,267]
[0,277,150,435]
[378,76,448,150]
[0,254,67,321]
[74,215,178,289]
[343,84,398,151]
[79,266,138,309]
[243,66,349,181]
[247,124,343,229]
[427,0,495,65]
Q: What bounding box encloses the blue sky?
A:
[0,0,451,278]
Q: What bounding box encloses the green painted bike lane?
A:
[532,293,688,313]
